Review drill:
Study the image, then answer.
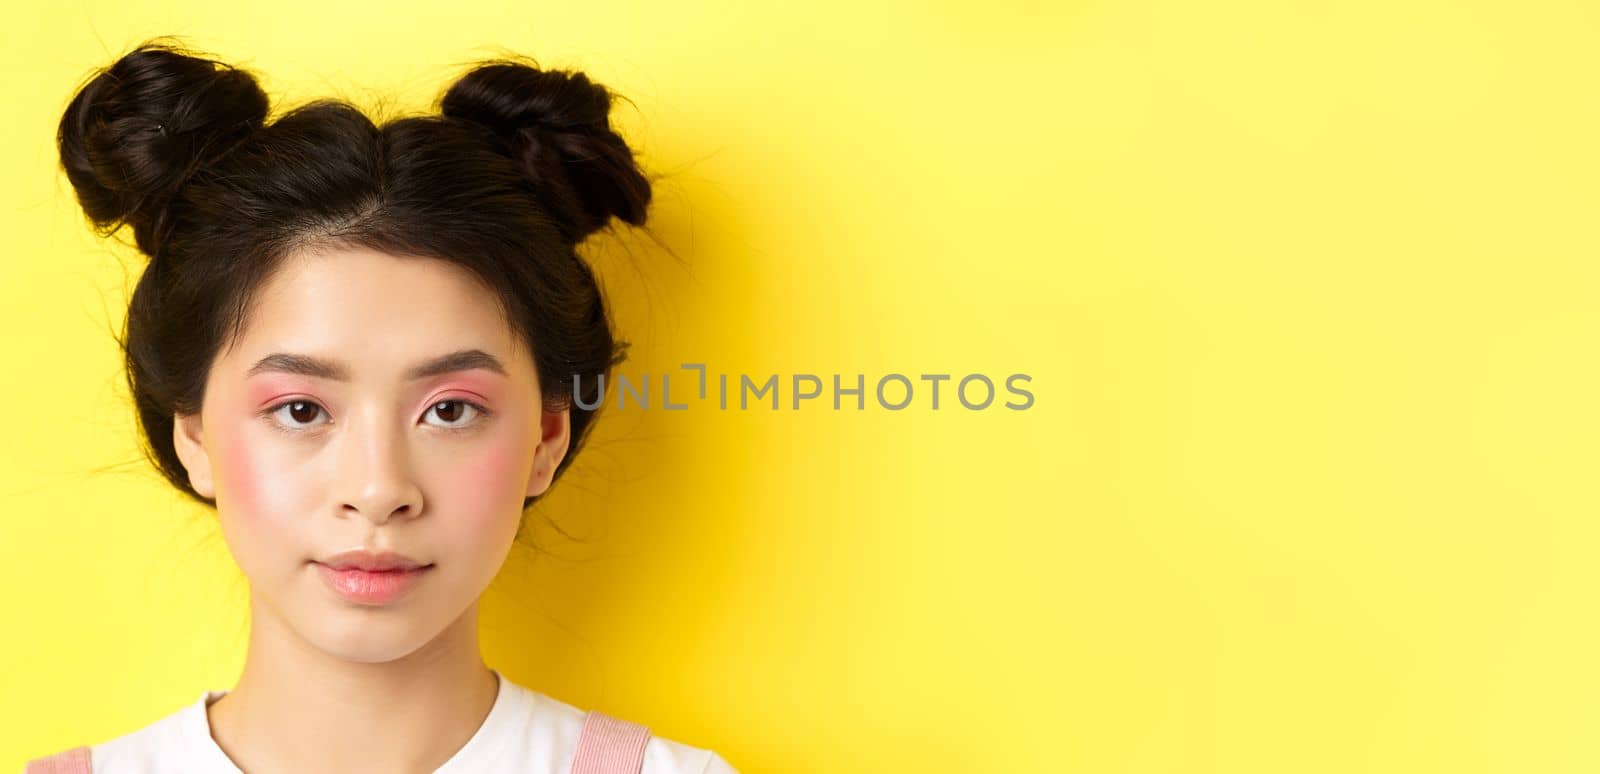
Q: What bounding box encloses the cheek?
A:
[426,404,537,534]
[447,436,529,522]
[218,426,257,509]
[212,421,308,578]
[421,434,529,572]
[215,419,310,539]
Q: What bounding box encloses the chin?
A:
[304,615,442,664]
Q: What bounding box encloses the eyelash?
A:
[259,398,493,436]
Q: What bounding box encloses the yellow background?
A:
[3,1,1597,772]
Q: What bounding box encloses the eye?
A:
[260,398,491,434]
[424,399,489,430]
[266,400,329,431]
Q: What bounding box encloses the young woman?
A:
[27,40,737,774]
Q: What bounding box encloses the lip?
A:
[318,548,429,572]
[312,550,433,605]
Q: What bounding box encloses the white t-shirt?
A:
[62,671,738,774]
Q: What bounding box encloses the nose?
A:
[336,404,424,526]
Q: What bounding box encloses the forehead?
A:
[221,245,524,375]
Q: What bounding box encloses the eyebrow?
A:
[245,349,508,382]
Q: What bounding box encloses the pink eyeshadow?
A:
[245,377,317,408]
[424,373,505,405]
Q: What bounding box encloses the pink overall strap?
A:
[24,746,91,774]
[568,710,651,774]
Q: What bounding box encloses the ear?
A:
[172,411,217,499]
[525,405,572,498]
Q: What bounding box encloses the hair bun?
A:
[440,60,651,243]
[57,40,269,255]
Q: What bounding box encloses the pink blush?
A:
[447,436,527,521]
[217,421,257,508]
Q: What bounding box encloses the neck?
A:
[206,595,499,773]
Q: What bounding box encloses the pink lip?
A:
[314,562,433,605]
[318,548,428,572]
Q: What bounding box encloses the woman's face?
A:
[171,245,570,663]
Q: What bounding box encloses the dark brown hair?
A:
[56,38,653,512]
